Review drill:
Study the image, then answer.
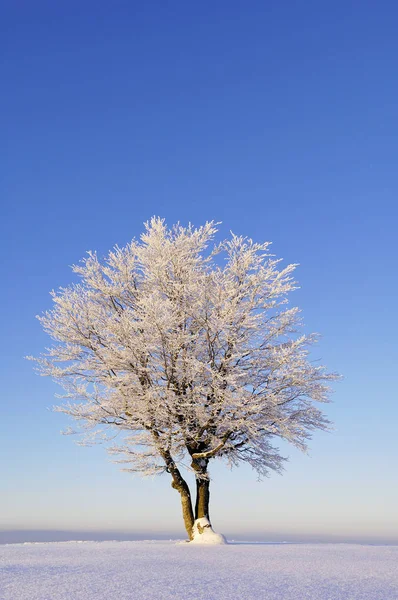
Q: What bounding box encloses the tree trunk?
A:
[195,476,210,520]
[171,475,195,540]
[191,459,227,543]
[192,458,211,522]
[160,447,195,540]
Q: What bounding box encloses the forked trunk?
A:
[164,449,224,542]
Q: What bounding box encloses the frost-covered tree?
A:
[31,218,336,542]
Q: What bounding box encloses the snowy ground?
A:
[1,541,397,600]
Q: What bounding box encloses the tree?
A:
[31,218,337,543]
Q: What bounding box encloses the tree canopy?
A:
[32,218,337,541]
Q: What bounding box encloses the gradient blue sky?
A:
[1,2,397,542]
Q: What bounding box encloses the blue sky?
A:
[1,1,397,542]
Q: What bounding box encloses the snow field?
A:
[1,541,397,600]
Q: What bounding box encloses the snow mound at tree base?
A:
[189,518,227,544]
